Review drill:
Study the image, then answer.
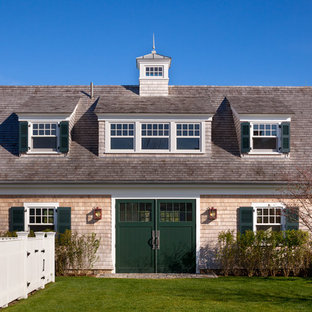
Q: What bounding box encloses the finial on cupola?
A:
[152,33,156,54]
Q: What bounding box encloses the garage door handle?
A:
[152,230,156,250]
[156,231,160,250]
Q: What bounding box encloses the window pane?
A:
[111,138,133,150]
[257,225,281,232]
[160,202,192,222]
[177,138,200,150]
[33,137,57,149]
[142,138,168,149]
[253,138,276,150]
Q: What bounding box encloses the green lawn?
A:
[5,277,312,312]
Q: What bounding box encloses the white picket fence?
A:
[0,232,55,308]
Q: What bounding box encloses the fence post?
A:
[46,232,56,282]
[16,232,29,300]
[35,232,45,289]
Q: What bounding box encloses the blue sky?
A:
[0,0,311,86]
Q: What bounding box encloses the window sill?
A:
[104,150,205,154]
[23,151,65,156]
[242,152,289,158]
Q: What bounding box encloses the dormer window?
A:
[32,123,58,151]
[252,123,278,152]
[141,123,169,149]
[103,118,207,153]
[18,119,69,154]
[16,95,79,155]
[110,123,134,150]
[176,123,200,150]
[145,66,163,77]
[241,120,290,155]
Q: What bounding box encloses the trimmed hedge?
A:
[217,230,312,277]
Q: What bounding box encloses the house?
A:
[0,45,310,273]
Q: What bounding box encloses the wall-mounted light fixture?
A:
[208,207,217,220]
[93,207,102,221]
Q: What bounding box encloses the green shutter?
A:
[241,122,250,153]
[57,207,71,234]
[281,122,290,153]
[285,207,299,230]
[59,121,69,153]
[19,121,28,153]
[9,207,25,231]
[239,207,253,234]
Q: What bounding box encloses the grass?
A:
[5,276,312,312]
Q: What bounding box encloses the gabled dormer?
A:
[136,40,171,96]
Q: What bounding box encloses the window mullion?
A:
[170,122,175,152]
[135,121,141,152]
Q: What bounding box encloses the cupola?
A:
[136,36,171,96]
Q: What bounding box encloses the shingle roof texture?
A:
[226,96,294,115]
[95,96,214,114]
[0,85,311,184]
[16,96,80,114]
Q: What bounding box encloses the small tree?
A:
[281,168,312,234]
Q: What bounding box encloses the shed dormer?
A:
[136,45,171,96]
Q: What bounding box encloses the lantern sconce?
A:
[93,207,102,221]
[208,207,217,220]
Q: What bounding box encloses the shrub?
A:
[55,230,100,276]
[217,230,237,276]
[217,229,311,277]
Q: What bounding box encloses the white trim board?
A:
[0,183,285,196]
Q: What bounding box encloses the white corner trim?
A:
[196,197,200,274]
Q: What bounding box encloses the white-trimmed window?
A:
[176,123,200,150]
[105,120,206,153]
[241,120,290,155]
[31,122,58,151]
[253,203,285,232]
[18,118,69,154]
[145,66,163,77]
[25,203,58,232]
[110,123,134,150]
[141,123,169,150]
[252,123,278,152]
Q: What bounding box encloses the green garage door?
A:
[116,199,196,273]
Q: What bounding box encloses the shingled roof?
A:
[95,96,214,114]
[16,96,81,114]
[226,96,294,115]
[0,85,311,184]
